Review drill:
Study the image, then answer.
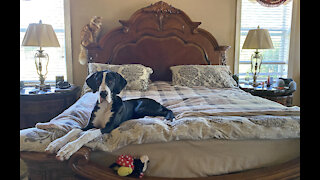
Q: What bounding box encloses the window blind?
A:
[239,0,293,80]
[20,0,67,83]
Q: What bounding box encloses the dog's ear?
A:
[86,72,100,93]
[112,72,127,94]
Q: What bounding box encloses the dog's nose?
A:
[100,91,107,98]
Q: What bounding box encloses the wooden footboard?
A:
[21,147,300,180]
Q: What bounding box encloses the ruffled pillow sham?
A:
[170,65,237,88]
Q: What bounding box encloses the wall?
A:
[70,0,236,87]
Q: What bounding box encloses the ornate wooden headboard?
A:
[86,1,230,81]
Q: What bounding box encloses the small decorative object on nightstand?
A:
[56,75,65,87]
[239,79,296,107]
[20,85,80,129]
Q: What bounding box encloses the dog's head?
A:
[86,70,127,103]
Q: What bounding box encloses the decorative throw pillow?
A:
[170,65,237,88]
[86,63,153,91]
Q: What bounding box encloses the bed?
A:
[20,1,300,179]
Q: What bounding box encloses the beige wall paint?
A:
[70,0,236,87]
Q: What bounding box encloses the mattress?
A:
[89,138,300,178]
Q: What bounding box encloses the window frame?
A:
[234,0,295,82]
[19,0,73,84]
[64,0,73,84]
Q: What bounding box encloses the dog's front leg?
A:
[45,128,83,154]
[56,129,102,161]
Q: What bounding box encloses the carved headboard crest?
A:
[119,1,202,34]
[143,1,180,14]
[139,1,182,32]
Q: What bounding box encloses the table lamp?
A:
[22,20,60,90]
[242,26,274,87]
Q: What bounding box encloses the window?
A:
[238,0,293,81]
[20,0,67,83]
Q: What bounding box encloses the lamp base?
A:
[252,73,260,87]
[36,84,51,90]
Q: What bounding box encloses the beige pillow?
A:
[86,63,153,92]
[170,65,237,88]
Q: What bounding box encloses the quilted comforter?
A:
[20,82,300,152]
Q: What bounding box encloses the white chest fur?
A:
[92,101,114,129]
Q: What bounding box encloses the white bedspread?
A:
[21,82,299,152]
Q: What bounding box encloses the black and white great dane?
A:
[45,70,174,161]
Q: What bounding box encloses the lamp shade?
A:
[242,27,274,49]
[22,21,60,47]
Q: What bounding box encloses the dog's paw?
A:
[165,111,175,121]
[45,138,67,154]
[46,128,82,154]
[56,141,81,161]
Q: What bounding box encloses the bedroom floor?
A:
[20,159,28,180]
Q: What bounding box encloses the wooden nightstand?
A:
[20,85,80,129]
[239,83,293,107]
